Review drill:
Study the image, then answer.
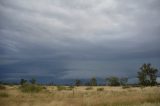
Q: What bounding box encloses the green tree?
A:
[106,76,120,86]
[75,79,81,86]
[137,63,158,86]
[120,77,128,86]
[90,77,97,86]
[20,79,27,85]
[30,78,36,84]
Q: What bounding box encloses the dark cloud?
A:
[0,0,160,82]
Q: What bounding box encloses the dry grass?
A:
[0,85,160,106]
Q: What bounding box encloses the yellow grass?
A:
[0,85,160,106]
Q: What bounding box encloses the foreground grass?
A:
[0,85,160,106]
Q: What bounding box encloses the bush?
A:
[57,86,67,91]
[0,92,9,97]
[85,87,93,90]
[42,86,47,89]
[122,86,130,89]
[67,86,74,90]
[97,87,104,91]
[106,76,120,86]
[0,85,6,90]
[19,84,43,93]
[90,77,97,86]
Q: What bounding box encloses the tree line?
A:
[0,63,159,87]
[75,63,159,86]
[74,76,128,86]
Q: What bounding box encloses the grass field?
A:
[0,85,160,106]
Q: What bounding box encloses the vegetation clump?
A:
[122,86,130,89]
[85,87,93,90]
[97,87,104,91]
[75,79,81,86]
[57,86,67,91]
[0,85,6,90]
[106,76,120,86]
[19,78,43,93]
[19,84,43,93]
[106,76,128,86]
[90,77,97,86]
[0,92,9,97]
[137,63,158,86]
[67,86,74,90]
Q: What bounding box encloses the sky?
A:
[0,0,160,83]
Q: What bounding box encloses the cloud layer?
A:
[0,0,160,82]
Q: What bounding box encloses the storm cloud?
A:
[0,0,160,82]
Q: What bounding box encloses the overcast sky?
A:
[0,0,160,83]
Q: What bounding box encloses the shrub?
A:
[85,87,93,90]
[90,77,97,86]
[30,78,36,84]
[0,92,9,97]
[57,86,67,91]
[43,86,47,90]
[67,86,74,90]
[97,87,104,91]
[20,79,27,85]
[122,86,130,89]
[106,76,120,86]
[75,79,81,86]
[19,84,43,93]
[0,85,6,90]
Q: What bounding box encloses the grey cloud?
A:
[0,0,160,82]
